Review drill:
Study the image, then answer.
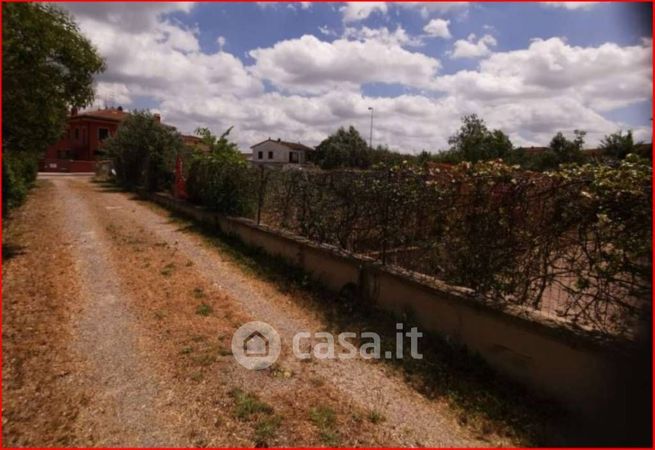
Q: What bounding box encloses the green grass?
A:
[253,415,282,446]
[230,389,274,420]
[160,262,175,276]
[367,410,385,424]
[195,302,213,316]
[309,406,340,445]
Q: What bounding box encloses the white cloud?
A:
[396,2,470,18]
[541,2,599,10]
[343,26,424,47]
[450,33,497,59]
[62,3,651,153]
[217,36,226,51]
[340,2,388,22]
[423,19,451,39]
[249,34,440,94]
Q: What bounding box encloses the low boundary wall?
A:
[147,191,650,444]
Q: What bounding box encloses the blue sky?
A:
[62,2,653,152]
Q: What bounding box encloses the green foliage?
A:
[2,152,38,216]
[230,389,274,420]
[186,128,255,216]
[258,158,651,335]
[311,126,372,169]
[439,114,513,163]
[2,3,105,155]
[549,130,585,165]
[2,2,104,215]
[104,111,182,191]
[599,130,638,160]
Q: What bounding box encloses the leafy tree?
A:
[549,130,585,164]
[194,126,240,154]
[2,3,105,154]
[186,128,254,216]
[311,126,372,169]
[599,130,639,160]
[443,114,513,163]
[104,111,182,191]
[2,3,104,215]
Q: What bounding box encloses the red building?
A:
[41,107,136,172]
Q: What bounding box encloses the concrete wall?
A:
[148,191,650,443]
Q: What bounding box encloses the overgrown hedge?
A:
[2,151,38,216]
[181,155,651,336]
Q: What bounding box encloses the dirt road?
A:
[3,175,505,447]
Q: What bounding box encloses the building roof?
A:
[251,138,314,152]
[72,107,130,122]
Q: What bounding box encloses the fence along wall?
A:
[148,191,649,442]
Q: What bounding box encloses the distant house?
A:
[42,107,135,172]
[250,138,313,167]
[42,107,168,172]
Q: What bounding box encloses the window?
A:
[289,152,299,163]
[268,151,273,159]
[258,151,263,159]
[74,128,79,140]
[98,128,110,141]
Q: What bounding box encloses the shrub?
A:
[2,151,38,216]
[104,110,181,191]
[186,128,256,217]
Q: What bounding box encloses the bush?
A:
[2,151,38,216]
[257,158,651,335]
[186,130,256,216]
[104,111,181,191]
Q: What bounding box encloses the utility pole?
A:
[368,106,374,149]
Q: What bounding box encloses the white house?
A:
[250,138,314,167]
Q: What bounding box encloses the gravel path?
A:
[5,174,499,447]
[49,176,186,447]
[60,176,491,447]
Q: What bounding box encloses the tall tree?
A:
[2,3,105,154]
[311,126,371,169]
[599,130,638,160]
[104,111,182,191]
[549,130,585,164]
[445,114,513,163]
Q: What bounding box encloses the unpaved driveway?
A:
[3,175,506,447]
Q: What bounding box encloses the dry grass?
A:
[2,181,87,446]
[73,180,391,447]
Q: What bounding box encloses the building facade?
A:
[250,138,313,167]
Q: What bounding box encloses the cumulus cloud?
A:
[450,34,497,59]
[423,19,451,39]
[541,2,598,10]
[342,25,424,47]
[340,2,388,22]
[62,3,651,153]
[249,35,440,94]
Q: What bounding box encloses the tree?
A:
[3,3,105,154]
[599,130,639,160]
[444,114,513,163]
[194,126,240,154]
[186,128,254,215]
[549,130,585,164]
[2,3,104,215]
[104,111,182,191]
[311,126,371,169]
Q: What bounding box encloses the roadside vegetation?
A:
[2,3,104,216]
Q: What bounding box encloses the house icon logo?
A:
[231,321,281,370]
[244,330,269,357]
